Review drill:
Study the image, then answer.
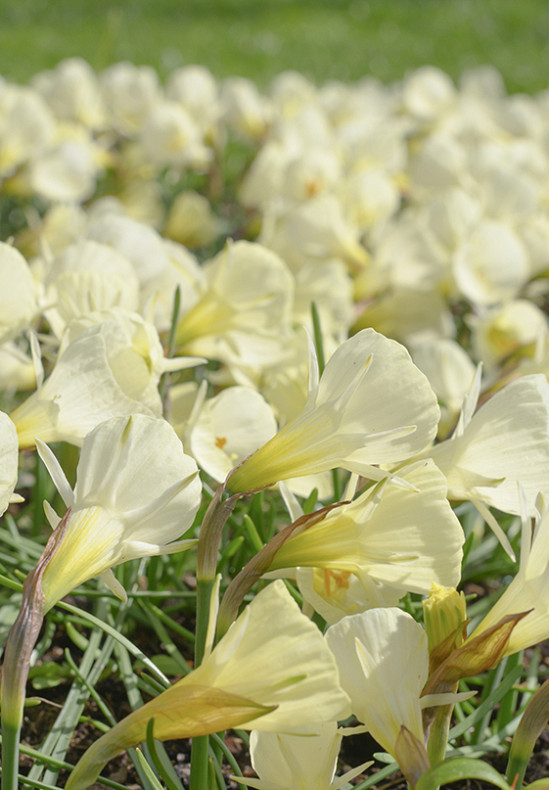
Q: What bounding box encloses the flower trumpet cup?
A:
[269,459,463,600]
[0,414,201,790]
[228,328,439,493]
[234,723,373,790]
[66,581,351,790]
[10,309,202,448]
[36,413,202,608]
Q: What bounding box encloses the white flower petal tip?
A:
[35,438,75,508]
[100,569,128,602]
[38,414,202,611]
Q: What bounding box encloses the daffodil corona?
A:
[270,459,463,615]
[65,581,351,790]
[228,328,440,493]
[37,413,202,608]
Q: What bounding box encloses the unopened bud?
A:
[423,583,467,672]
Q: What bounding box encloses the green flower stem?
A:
[1,590,45,790]
[506,678,549,790]
[189,577,216,790]
[190,481,241,790]
[427,702,454,767]
[196,485,238,583]
[0,515,68,790]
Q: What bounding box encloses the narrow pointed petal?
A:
[35,439,75,507]
[99,569,128,602]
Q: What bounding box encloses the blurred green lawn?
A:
[1,0,549,91]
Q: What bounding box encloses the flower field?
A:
[1,56,549,790]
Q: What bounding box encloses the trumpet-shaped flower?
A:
[0,242,38,344]
[86,212,170,285]
[468,501,549,656]
[326,608,429,774]
[0,411,20,516]
[0,83,55,176]
[42,240,139,337]
[270,459,463,612]
[410,338,476,438]
[32,57,105,129]
[99,62,160,135]
[36,413,202,610]
[325,607,470,785]
[189,385,278,483]
[235,723,372,790]
[228,329,440,493]
[259,193,369,274]
[175,240,294,369]
[470,300,548,374]
[10,309,201,448]
[453,220,530,307]
[139,100,212,169]
[65,581,351,790]
[427,373,549,521]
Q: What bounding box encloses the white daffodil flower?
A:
[326,607,428,757]
[175,240,294,369]
[0,242,39,344]
[10,309,203,448]
[326,608,472,784]
[0,411,22,517]
[36,413,202,610]
[427,372,549,556]
[65,581,351,790]
[274,459,462,588]
[453,220,530,307]
[469,496,549,656]
[284,459,463,621]
[42,240,140,337]
[235,723,371,790]
[189,385,278,483]
[229,328,440,493]
[410,338,477,438]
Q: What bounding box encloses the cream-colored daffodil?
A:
[164,189,224,248]
[139,100,212,169]
[166,65,219,133]
[468,498,549,656]
[452,220,530,307]
[410,338,477,438]
[0,341,37,391]
[189,385,278,483]
[270,460,463,613]
[326,607,471,785]
[0,83,55,176]
[470,300,547,373]
[32,57,105,129]
[326,608,429,776]
[426,373,549,552]
[99,61,160,135]
[0,411,22,517]
[228,328,440,493]
[36,413,202,610]
[42,240,140,337]
[86,211,171,286]
[65,580,351,790]
[29,126,103,203]
[259,193,369,274]
[235,723,371,790]
[175,240,294,369]
[10,309,202,448]
[221,76,272,141]
[0,242,39,344]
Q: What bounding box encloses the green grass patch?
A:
[0,0,549,91]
